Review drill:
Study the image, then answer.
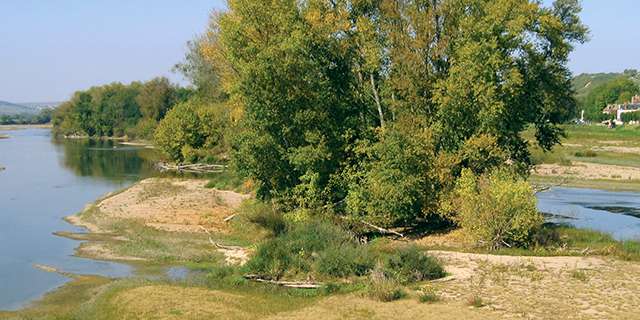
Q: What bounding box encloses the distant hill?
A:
[0,101,60,116]
[572,70,640,101]
[0,101,36,116]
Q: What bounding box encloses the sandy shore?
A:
[0,124,52,131]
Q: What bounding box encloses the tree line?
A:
[579,70,640,121]
[52,77,192,139]
[0,109,53,125]
[53,0,587,248]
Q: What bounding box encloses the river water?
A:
[1,128,640,310]
[0,128,157,310]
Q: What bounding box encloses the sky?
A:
[0,0,638,103]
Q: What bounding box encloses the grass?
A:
[204,170,253,193]
[367,280,406,302]
[418,288,440,303]
[528,125,640,175]
[0,275,112,319]
[418,224,640,261]
[530,174,640,192]
[570,269,589,282]
[467,295,485,308]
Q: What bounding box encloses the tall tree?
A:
[203,0,587,226]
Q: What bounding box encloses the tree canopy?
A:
[52,78,190,139]
[195,0,586,227]
[581,77,640,121]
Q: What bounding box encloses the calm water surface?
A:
[0,128,157,310]
[538,187,640,241]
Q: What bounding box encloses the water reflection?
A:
[51,138,158,181]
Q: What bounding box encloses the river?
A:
[0,128,157,310]
[1,128,640,310]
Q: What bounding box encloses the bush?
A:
[367,280,406,302]
[418,288,440,303]
[245,219,444,284]
[382,246,445,283]
[245,202,287,237]
[345,123,439,228]
[574,150,597,158]
[315,244,374,277]
[154,100,230,163]
[450,168,543,249]
[245,220,369,279]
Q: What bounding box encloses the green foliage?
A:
[245,213,445,284]
[245,202,287,237]
[572,70,640,102]
[52,78,189,139]
[174,35,226,102]
[621,112,640,123]
[217,0,586,227]
[574,150,597,158]
[345,123,439,227]
[366,280,406,302]
[449,168,543,249]
[381,246,445,284]
[245,220,368,280]
[0,108,53,125]
[418,288,440,303]
[582,77,640,121]
[154,99,230,163]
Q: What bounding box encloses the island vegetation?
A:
[11,0,640,319]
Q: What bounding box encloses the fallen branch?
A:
[214,242,245,251]
[533,178,568,195]
[338,216,405,238]
[199,225,217,247]
[156,162,228,174]
[360,220,405,238]
[223,213,237,222]
[243,274,323,289]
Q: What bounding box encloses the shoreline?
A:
[0,124,52,131]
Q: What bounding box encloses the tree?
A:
[154,99,230,163]
[201,0,587,227]
[52,79,189,139]
[174,34,226,102]
[582,77,640,121]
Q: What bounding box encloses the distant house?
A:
[603,95,640,122]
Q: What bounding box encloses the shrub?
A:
[315,244,374,277]
[418,288,440,303]
[574,150,597,158]
[245,220,368,279]
[450,168,543,249]
[382,246,445,283]
[246,202,287,237]
[367,280,406,302]
[154,100,230,163]
[245,220,444,283]
[345,123,440,228]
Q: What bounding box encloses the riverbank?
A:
[4,178,640,319]
[528,125,640,191]
[0,124,52,131]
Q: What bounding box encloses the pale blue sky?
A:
[0,1,638,102]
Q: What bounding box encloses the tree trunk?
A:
[370,73,385,128]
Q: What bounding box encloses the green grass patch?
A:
[204,170,253,193]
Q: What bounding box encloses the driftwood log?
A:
[156,162,227,174]
[243,274,323,289]
[533,178,567,195]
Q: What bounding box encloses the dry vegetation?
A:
[6,176,639,320]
